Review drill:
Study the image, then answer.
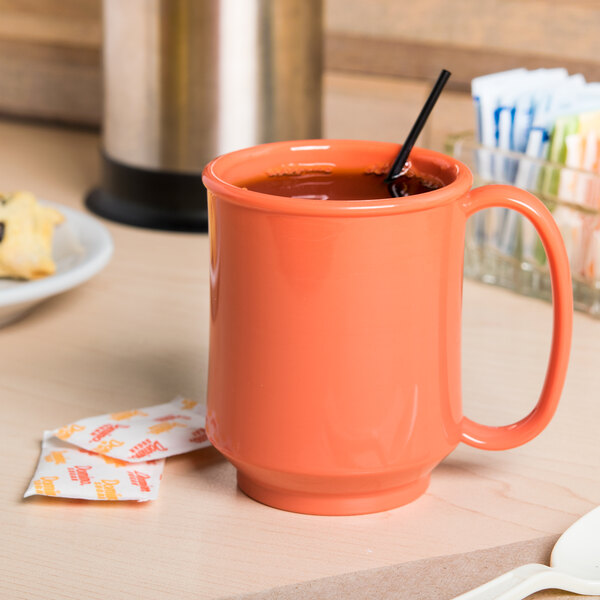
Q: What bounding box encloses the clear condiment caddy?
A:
[446,132,600,317]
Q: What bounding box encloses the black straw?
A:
[385,69,451,184]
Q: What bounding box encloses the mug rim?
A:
[202,139,473,216]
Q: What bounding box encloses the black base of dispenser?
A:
[85,153,208,233]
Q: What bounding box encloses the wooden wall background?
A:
[1,0,599,151]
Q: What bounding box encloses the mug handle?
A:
[460,185,573,451]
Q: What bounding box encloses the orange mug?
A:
[202,140,573,516]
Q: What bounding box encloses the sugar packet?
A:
[52,396,210,462]
[24,432,164,501]
[25,397,211,501]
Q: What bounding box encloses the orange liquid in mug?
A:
[240,170,443,200]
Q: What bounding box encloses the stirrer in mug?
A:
[386,69,451,197]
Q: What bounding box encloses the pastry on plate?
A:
[0,191,64,280]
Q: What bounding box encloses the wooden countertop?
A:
[1,119,599,600]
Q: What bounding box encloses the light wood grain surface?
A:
[1,119,599,600]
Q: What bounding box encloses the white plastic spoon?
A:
[452,506,600,600]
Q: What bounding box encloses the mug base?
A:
[237,471,430,516]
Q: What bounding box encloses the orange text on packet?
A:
[128,470,151,492]
[34,476,60,496]
[129,439,167,460]
[148,421,186,435]
[68,465,92,486]
[94,439,125,454]
[45,451,67,465]
[154,414,191,422]
[189,428,208,444]
[89,423,130,443]
[110,409,148,421]
[94,479,121,500]
[55,424,85,440]
[180,399,198,410]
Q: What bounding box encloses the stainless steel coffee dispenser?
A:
[87,0,323,231]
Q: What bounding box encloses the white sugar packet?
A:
[24,432,164,501]
[51,396,211,463]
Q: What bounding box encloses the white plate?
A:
[0,200,113,327]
